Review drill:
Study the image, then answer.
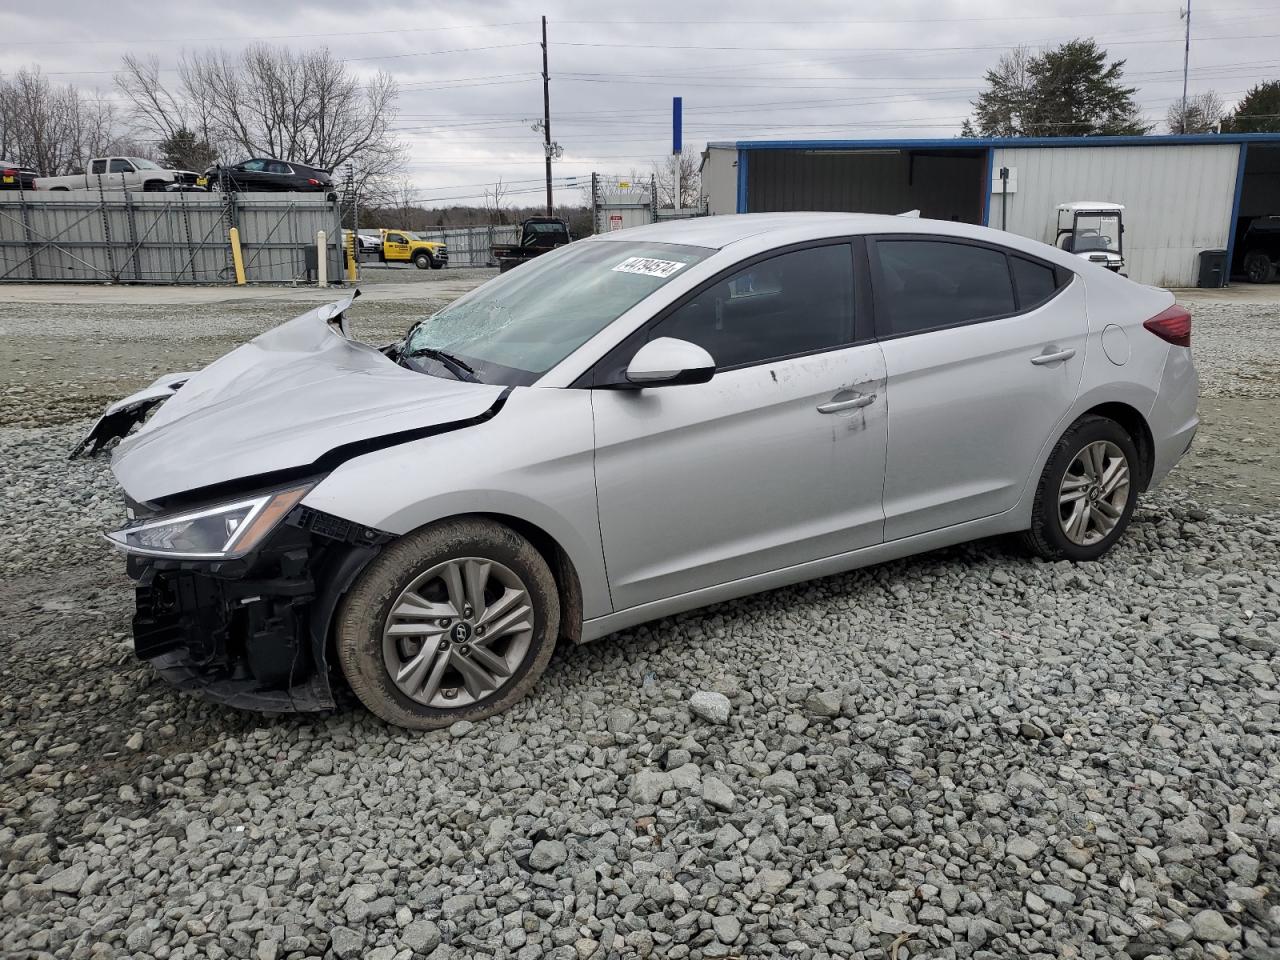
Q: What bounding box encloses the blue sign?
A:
[673,97,683,155]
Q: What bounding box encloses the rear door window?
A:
[872,239,1016,336]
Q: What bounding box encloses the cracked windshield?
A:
[401,240,712,384]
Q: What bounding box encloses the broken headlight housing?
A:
[105,484,312,560]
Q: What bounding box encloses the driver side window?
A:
[652,244,854,370]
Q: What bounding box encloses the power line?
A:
[3,20,536,46]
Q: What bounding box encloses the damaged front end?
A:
[122,499,390,711]
[80,295,509,712]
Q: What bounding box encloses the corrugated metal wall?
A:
[702,147,738,215]
[0,191,343,284]
[745,150,987,222]
[988,144,1241,286]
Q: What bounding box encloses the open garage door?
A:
[1232,144,1280,283]
[744,147,987,223]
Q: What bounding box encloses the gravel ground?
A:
[0,283,1277,960]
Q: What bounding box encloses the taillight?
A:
[307,178,320,186]
[1144,305,1191,347]
[2,168,15,177]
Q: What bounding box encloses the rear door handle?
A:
[817,393,876,414]
[1031,348,1076,365]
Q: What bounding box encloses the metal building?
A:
[700,134,1280,287]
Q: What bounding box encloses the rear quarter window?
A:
[1011,255,1066,309]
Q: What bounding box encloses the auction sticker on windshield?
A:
[611,257,688,279]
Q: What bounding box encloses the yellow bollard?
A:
[345,234,358,282]
[228,227,247,285]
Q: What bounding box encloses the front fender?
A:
[300,387,612,619]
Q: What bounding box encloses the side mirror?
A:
[625,337,715,387]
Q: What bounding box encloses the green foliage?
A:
[967,39,1147,137]
[158,128,217,171]
[1222,81,1280,133]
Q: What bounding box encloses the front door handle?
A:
[1031,348,1077,365]
[817,393,876,414]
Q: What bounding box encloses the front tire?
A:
[1243,250,1276,284]
[336,518,560,730]
[1021,415,1140,561]
[413,252,432,270]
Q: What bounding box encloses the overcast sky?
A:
[5,0,1277,205]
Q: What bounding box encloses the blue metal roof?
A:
[709,133,1280,151]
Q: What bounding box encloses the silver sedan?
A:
[87,213,1199,729]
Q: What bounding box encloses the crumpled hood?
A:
[111,296,506,503]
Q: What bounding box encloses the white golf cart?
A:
[1053,201,1125,273]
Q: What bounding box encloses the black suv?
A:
[1234,216,1280,284]
[202,158,335,198]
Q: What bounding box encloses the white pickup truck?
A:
[35,157,202,193]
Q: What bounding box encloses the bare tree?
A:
[115,45,404,196]
[0,68,116,175]
[391,177,419,229]
[653,154,700,209]
[966,46,1034,137]
[483,177,510,224]
[1167,90,1225,134]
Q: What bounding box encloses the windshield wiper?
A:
[401,346,479,383]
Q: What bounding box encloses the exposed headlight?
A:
[105,484,312,559]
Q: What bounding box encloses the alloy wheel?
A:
[381,557,534,708]
[1057,440,1130,546]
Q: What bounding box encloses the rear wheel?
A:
[336,518,559,730]
[1243,250,1276,284]
[1021,415,1140,561]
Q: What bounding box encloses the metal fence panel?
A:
[590,172,707,234]
[0,190,343,284]
[411,225,520,267]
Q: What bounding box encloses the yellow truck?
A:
[377,229,448,270]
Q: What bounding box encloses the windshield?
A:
[1072,213,1122,253]
[402,239,713,385]
[129,158,161,170]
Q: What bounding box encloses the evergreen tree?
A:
[964,39,1147,137]
[1222,81,1280,133]
[158,128,217,171]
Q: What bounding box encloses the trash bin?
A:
[1197,249,1227,288]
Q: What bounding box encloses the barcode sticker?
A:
[612,257,687,279]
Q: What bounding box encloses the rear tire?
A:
[336,518,560,731]
[1021,415,1140,562]
[1243,250,1276,284]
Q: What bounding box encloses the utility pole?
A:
[1179,1,1192,133]
[541,15,553,216]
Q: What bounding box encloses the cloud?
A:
[4,0,1272,202]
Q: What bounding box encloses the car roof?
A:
[587,211,1099,276]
